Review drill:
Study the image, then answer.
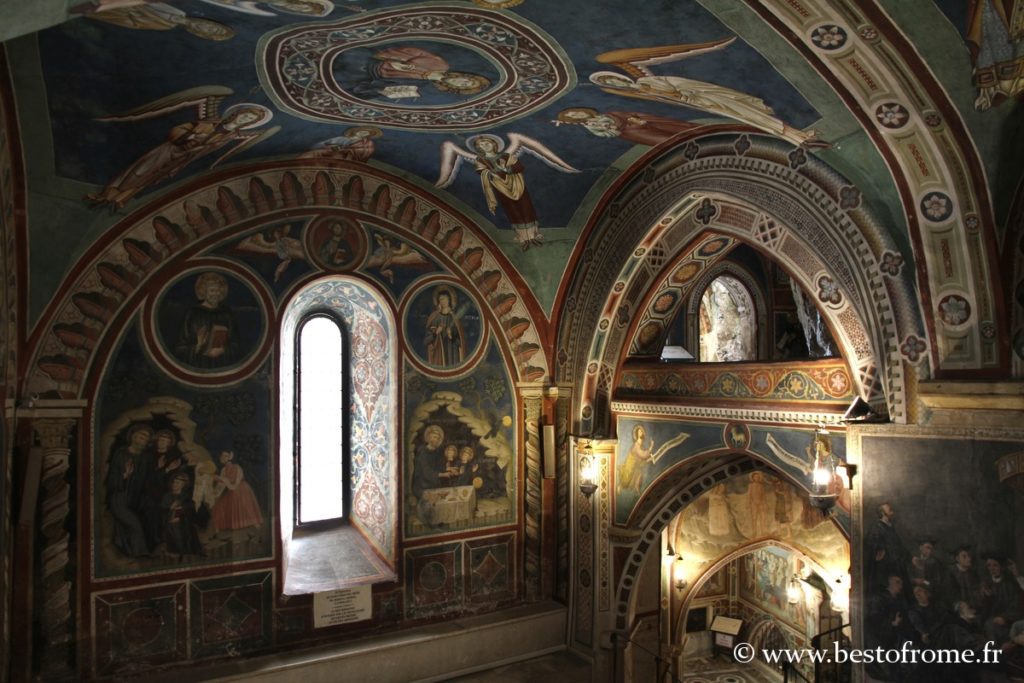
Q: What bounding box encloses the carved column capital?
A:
[32,418,76,451]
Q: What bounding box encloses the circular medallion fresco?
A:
[148,264,271,382]
[121,608,165,649]
[258,4,575,131]
[306,215,366,271]
[403,281,484,374]
[419,561,448,591]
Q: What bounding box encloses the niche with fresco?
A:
[404,340,515,539]
[94,320,273,579]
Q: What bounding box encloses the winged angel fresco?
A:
[197,0,336,16]
[590,38,827,148]
[86,86,280,211]
[435,133,578,250]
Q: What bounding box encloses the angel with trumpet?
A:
[86,86,280,211]
[435,133,579,250]
[590,38,827,149]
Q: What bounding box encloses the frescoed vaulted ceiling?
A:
[2,0,1022,387]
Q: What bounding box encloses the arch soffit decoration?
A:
[746,0,1004,373]
[623,232,739,359]
[626,244,771,362]
[556,133,924,432]
[25,161,550,398]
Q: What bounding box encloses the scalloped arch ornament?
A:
[28,162,549,398]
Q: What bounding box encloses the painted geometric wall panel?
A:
[93,583,187,676]
[189,571,272,659]
[405,542,463,619]
[465,534,515,605]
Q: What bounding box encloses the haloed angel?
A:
[435,133,578,250]
[86,86,280,211]
[233,224,306,282]
[591,39,827,148]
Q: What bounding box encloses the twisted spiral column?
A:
[33,417,76,678]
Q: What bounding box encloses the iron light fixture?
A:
[579,439,597,497]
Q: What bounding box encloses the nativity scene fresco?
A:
[404,342,515,538]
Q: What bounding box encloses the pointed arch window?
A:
[295,313,348,527]
[698,275,757,362]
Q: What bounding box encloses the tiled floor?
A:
[446,651,594,682]
[680,656,782,683]
[442,652,785,682]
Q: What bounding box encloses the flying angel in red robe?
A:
[86,86,280,211]
[435,133,579,250]
[590,39,827,148]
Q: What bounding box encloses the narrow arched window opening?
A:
[296,314,346,526]
[698,275,756,362]
[280,276,397,594]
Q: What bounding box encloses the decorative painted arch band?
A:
[745,0,1003,373]
[627,244,770,361]
[27,161,549,398]
[556,133,924,433]
[624,232,739,358]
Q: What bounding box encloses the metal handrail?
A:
[612,633,684,683]
[782,661,814,683]
[811,622,850,649]
[811,622,852,683]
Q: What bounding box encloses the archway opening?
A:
[615,462,850,683]
[698,275,757,362]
